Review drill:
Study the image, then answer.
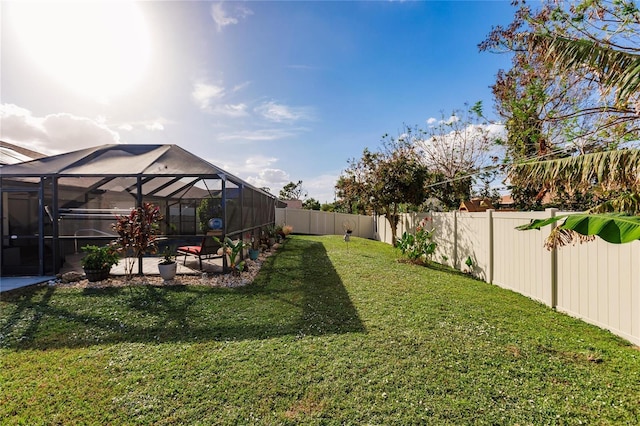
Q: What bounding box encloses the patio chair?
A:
[177,236,224,270]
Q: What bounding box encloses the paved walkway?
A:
[0,276,56,293]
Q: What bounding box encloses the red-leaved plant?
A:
[113,203,163,279]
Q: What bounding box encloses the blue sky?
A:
[1,1,515,202]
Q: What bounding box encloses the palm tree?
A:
[518,35,640,247]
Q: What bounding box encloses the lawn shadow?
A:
[0,238,365,349]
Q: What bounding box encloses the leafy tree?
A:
[515,35,640,247]
[480,0,640,209]
[302,198,321,210]
[320,203,335,212]
[337,134,429,245]
[279,180,307,200]
[413,106,501,209]
[335,174,368,215]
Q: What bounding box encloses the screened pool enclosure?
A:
[0,144,282,276]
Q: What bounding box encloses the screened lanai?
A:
[0,144,283,276]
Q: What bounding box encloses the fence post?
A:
[546,208,559,308]
[487,209,494,284]
[453,210,459,270]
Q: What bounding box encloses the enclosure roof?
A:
[0,144,277,199]
[0,140,46,165]
[2,144,218,175]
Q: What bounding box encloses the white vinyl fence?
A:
[275,209,374,239]
[276,208,640,345]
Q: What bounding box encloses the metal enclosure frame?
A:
[0,144,283,276]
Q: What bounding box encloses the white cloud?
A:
[255,101,312,123]
[303,173,339,203]
[210,154,288,193]
[116,117,169,132]
[485,123,507,139]
[442,115,460,125]
[210,2,253,32]
[0,103,121,154]
[191,80,251,115]
[191,82,225,109]
[210,103,249,118]
[216,154,278,175]
[231,81,251,93]
[145,121,164,131]
[426,117,437,125]
[211,152,336,203]
[246,168,290,192]
[244,155,278,169]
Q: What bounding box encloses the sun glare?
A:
[10,1,151,102]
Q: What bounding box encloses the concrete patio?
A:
[1,253,227,293]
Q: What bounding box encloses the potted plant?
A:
[264,224,278,247]
[158,246,177,281]
[81,244,120,282]
[248,234,260,260]
[213,236,245,274]
[281,224,293,237]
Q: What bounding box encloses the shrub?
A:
[80,244,120,270]
[397,217,437,263]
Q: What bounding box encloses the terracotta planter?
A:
[158,262,177,281]
[84,268,110,282]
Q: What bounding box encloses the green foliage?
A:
[79,244,120,270]
[263,224,277,238]
[517,212,640,246]
[320,202,335,212]
[196,197,221,234]
[159,246,176,265]
[480,0,640,209]
[465,256,474,268]
[211,236,245,271]
[534,34,640,108]
[337,131,429,245]
[2,236,640,424]
[512,149,640,200]
[396,218,437,263]
[302,197,321,210]
[279,180,306,200]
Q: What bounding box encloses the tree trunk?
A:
[386,204,399,246]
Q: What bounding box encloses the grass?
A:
[1,235,639,425]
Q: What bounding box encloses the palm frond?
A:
[531,34,640,106]
[510,149,640,196]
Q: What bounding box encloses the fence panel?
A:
[556,237,640,345]
[492,211,552,305]
[275,209,373,238]
[310,210,336,235]
[276,209,310,234]
[432,212,457,268]
[456,212,491,281]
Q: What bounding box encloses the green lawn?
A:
[2,235,639,425]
